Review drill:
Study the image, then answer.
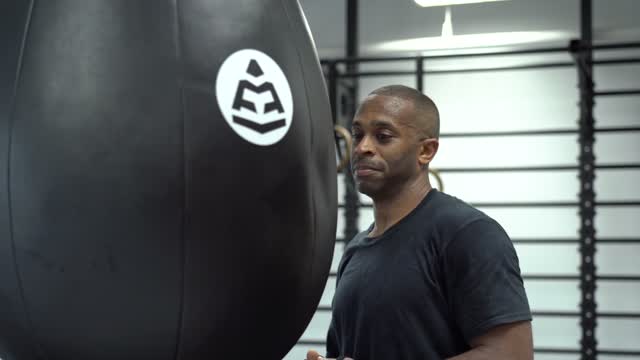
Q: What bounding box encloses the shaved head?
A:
[368,85,440,139]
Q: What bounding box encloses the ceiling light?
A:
[371,31,571,52]
[415,0,509,7]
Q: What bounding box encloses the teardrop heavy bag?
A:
[0,1,337,359]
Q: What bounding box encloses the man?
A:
[307,85,533,360]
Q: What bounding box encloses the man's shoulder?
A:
[426,191,495,236]
[427,192,515,257]
[343,228,370,254]
[430,190,487,221]
[337,230,369,274]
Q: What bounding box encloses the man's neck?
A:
[368,174,432,238]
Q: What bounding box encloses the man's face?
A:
[350,95,423,198]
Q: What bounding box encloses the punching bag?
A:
[0,1,337,359]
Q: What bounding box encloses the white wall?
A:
[284,49,640,359]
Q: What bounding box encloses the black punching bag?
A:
[0,1,337,359]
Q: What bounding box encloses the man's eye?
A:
[376,133,392,141]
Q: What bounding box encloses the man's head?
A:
[350,85,440,199]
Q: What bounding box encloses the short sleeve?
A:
[325,317,339,358]
[443,218,532,343]
[325,238,359,358]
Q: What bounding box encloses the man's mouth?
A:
[353,163,382,177]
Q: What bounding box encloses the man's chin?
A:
[355,182,379,197]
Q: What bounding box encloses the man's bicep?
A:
[443,218,532,343]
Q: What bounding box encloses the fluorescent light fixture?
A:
[415,0,509,7]
[371,31,570,52]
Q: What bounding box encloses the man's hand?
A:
[306,349,354,360]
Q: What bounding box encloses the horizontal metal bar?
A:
[600,349,640,356]
[322,56,420,64]
[338,201,640,209]
[531,311,640,318]
[523,275,579,280]
[597,163,640,170]
[319,43,640,68]
[338,62,575,78]
[294,341,594,356]
[438,126,638,138]
[297,343,583,355]
[512,238,640,244]
[595,90,640,96]
[338,70,416,77]
[433,163,640,173]
[533,347,579,354]
[423,62,574,74]
[598,275,640,281]
[532,311,577,317]
[334,238,640,245]
[338,70,415,77]
[591,41,640,51]
[594,57,640,65]
[597,201,640,206]
[598,312,640,319]
[595,126,640,133]
[296,339,326,346]
[316,307,640,319]
[332,60,640,79]
[436,165,578,173]
[346,202,571,208]
[597,238,640,244]
[337,203,364,209]
[521,275,640,281]
[441,128,577,137]
[512,239,578,244]
[297,341,640,356]
[330,273,581,281]
[338,202,584,208]
[338,202,576,208]
[320,46,571,64]
[335,59,640,77]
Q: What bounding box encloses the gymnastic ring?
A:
[429,167,444,192]
[334,124,352,172]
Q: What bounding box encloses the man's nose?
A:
[353,134,375,156]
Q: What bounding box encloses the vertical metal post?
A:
[346,0,358,67]
[327,62,346,168]
[416,57,424,92]
[343,0,360,243]
[327,62,338,124]
[576,0,597,358]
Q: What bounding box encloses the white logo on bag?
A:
[216,49,294,146]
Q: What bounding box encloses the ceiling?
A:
[298,0,640,58]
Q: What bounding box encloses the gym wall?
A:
[286,1,640,359]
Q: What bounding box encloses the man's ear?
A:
[418,138,439,167]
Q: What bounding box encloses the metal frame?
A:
[342,0,361,242]
[574,1,597,358]
[315,39,640,355]
[304,0,640,358]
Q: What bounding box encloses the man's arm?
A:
[442,217,533,360]
[447,321,533,360]
[307,321,531,360]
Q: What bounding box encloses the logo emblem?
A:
[216,49,294,146]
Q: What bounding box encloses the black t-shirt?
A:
[326,189,531,359]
